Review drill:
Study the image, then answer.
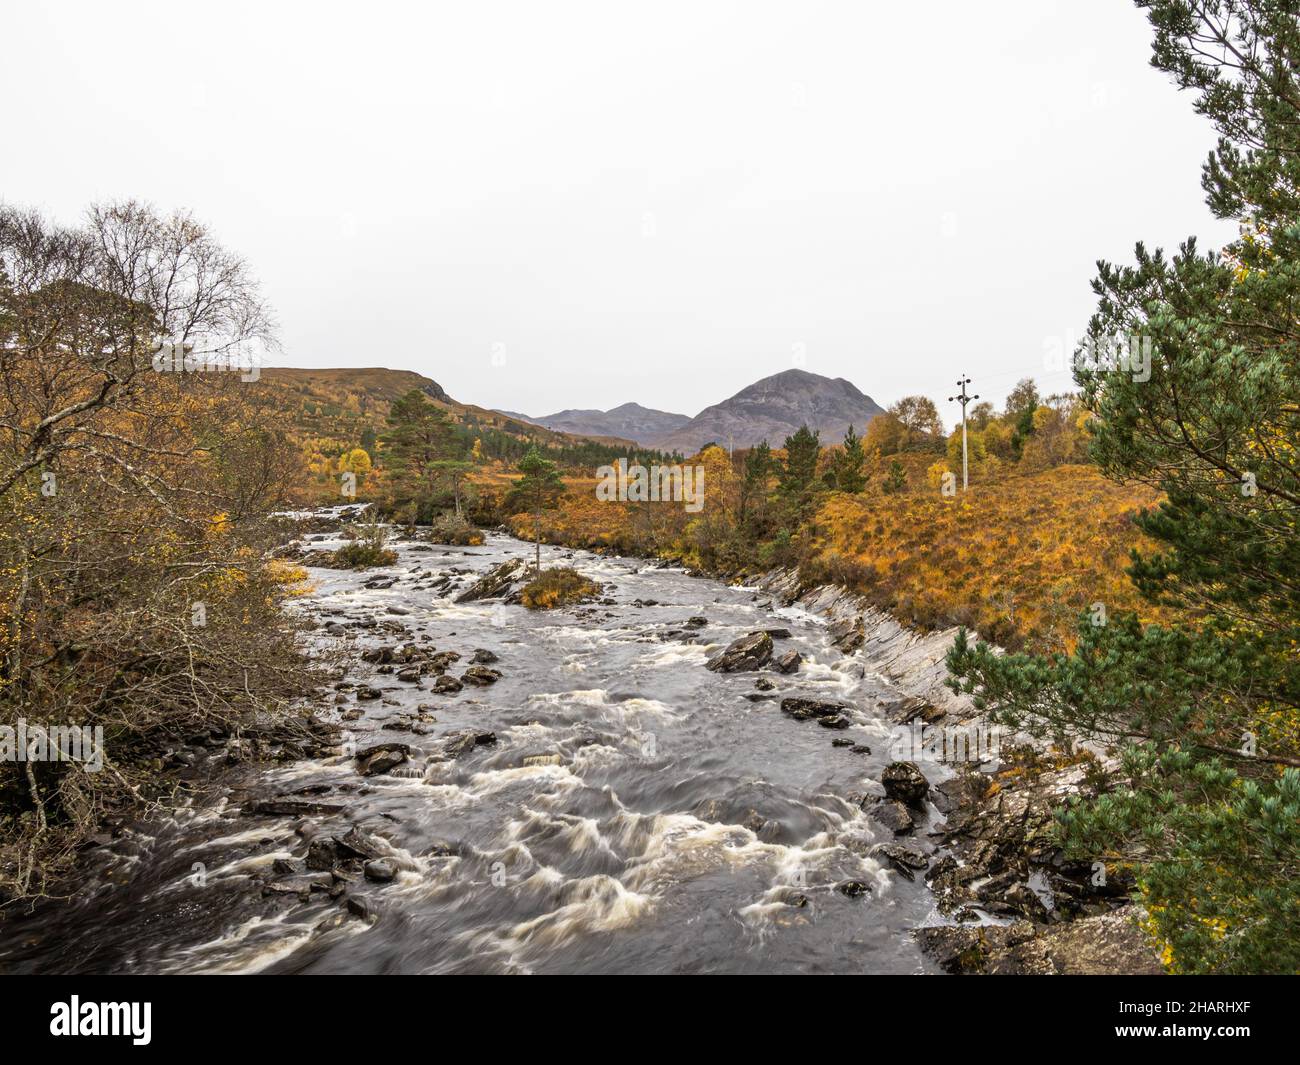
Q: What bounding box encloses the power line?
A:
[947,376,979,493]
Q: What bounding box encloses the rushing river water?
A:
[1,530,949,974]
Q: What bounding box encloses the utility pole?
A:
[947,376,979,492]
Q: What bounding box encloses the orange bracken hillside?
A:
[801,465,1162,650]
[504,459,1162,651]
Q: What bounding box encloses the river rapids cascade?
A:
[1,526,988,974]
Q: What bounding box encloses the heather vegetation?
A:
[519,567,603,610]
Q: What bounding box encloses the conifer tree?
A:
[778,424,821,505]
[507,445,565,571]
[831,424,867,493]
[948,0,1300,974]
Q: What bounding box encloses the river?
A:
[0,529,948,974]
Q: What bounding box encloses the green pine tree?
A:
[778,424,821,505]
[882,458,907,494]
[507,445,565,571]
[739,440,774,530]
[380,389,460,520]
[832,424,867,493]
[948,0,1300,974]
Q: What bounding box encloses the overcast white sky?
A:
[5,0,1234,424]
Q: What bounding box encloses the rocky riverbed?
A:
[0,519,1161,975]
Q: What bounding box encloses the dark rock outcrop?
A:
[881,761,929,807]
[706,631,773,673]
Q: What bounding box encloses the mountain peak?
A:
[650,368,884,452]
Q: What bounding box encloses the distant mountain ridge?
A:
[649,368,885,452]
[494,401,691,448]
[500,370,884,452]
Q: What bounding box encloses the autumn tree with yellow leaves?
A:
[0,202,314,899]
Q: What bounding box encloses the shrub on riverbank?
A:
[519,567,602,609]
[330,522,398,568]
[426,513,485,546]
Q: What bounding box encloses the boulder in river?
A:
[431,674,463,694]
[442,729,497,758]
[363,858,396,883]
[706,631,773,672]
[780,697,848,722]
[881,761,929,808]
[335,826,390,862]
[426,650,461,673]
[249,798,345,817]
[454,558,531,603]
[461,665,502,686]
[773,649,802,674]
[867,798,915,836]
[355,742,410,777]
[470,648,499,664]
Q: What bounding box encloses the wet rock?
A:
[780,697,848,721]
[305,837,342,871]
[837,879,872,898]
[706,631,773,672]
[915,909,1162,975]
[272,858,305,876]
[817,713,852,730]
[763,628,792,639]
[442,729,497,758]
[461,665,502,686]
[354,685,382,701]
[773,649,802,674]
[454,558,531,603]
[1004,882,1051,922]
[264,873,333,897]
[335,826,389,862]
[867,799,915,836]
[363,858,397,883]
[754,677,776,691]
[427,650,462,673]
[431,675,463,694]
[850,744,872,755]
[521,752,563,767]
[684,616,708,628]
[828,615,865,653]
[346,896,378,923]
[315,912,350,932]
[470,648,499,664]
[831,737,855,748]
[395,666,422,683]
[872,843,929,881]
[249,799,345,817]
[881,761,929,808]
[355,742,410,776]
